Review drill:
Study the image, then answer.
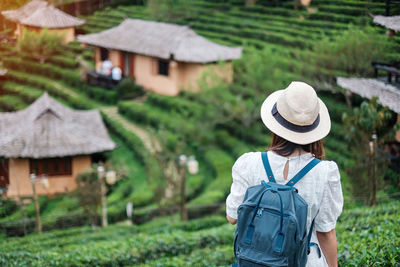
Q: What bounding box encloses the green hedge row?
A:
[2,215,227,250]
[190,21,314,49]
[66,41,85,54]
[243,4,370,25]
[215,130,256,158]
[6,70,96,110]
[0,207,144,237]
[85,85,118,104]
[307,11,370,24]
[336,201,400,266]
[0,223,233,266]
[317,5,382,16]
[118,101,195,137]
[2,201,398,266]
[139,245,233,267]
[0,94,28,111]
[48,55,79,69]
[196,13,336,38]
[101,112,163,206]
[5,58,115,105]
[312,0,385,8]
[190,149,234,205]
[2,81,45,102]
[228,9,349,31]
[146,93,204,118]
[3,57,82,88]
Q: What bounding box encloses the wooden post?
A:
[180,165,187,221]
[371,134,377,206]
[98,165,108,227]
[31,179,42,234]
[20,199,28,236]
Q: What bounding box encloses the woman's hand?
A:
[317,229,338,267]
[226,215,237,225]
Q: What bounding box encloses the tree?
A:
[0,0,29,11]
[314,26,396,78]
[75,169,102,227]
[343,97,399,205]
[18,29,63,63]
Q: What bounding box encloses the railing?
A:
[372,61,400,84]
[86,71,121,89]
[386,0,400,16]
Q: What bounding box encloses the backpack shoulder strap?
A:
[286,158,320,186]
[307,217,322,258]
[261,151,276,183]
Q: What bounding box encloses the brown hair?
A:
[268,133,325,160]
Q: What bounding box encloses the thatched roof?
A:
[1,0,85,28]
[77,19,242,63]
[0,93,115,159]
[337,77,400,113]
[373,15,400,32]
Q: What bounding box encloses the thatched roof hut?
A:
[0,93,115,159]
[77,18,242,63]
[1,0,85,28]
[337,77,400,113]
[373,15,400,32]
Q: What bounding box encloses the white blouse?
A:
[226,151,344,267]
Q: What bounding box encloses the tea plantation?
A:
[0,201,399,266]
[0,0,399,265]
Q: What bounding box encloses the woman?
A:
[226,81,343,267]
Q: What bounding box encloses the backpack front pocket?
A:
[249,208,298,257]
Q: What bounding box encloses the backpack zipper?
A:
[241,203,291,218]
[237,252,288,267]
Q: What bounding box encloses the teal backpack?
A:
[233,152,322,267]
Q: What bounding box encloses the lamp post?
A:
[30,173,49,235]
[97,165,117,228]
[178,155,199,221]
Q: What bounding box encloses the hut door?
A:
[130,54,135,77]
[123,52,133,77]
[0,158,9,187]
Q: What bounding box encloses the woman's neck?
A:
[272,148,308,159]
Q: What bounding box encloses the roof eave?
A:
[0,144,117,159]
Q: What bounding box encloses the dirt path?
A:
[100,106,161,153]
[50,80,81,99]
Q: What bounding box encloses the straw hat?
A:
[260,81,331,145]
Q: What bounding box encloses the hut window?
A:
[30,157,72,177]
[100,48,109,61]
[158,60,169,76]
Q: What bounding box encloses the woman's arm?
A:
[316,229,338,267]
[226,215,237,225]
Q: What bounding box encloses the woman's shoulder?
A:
[318,159,339,170]
[234,151,261,164]
[232,152,262,172]
[315,159,341,182]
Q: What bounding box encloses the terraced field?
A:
[0,201,398,266]
[0,0,398,239]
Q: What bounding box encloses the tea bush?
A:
[0,202,398,266]
[190,149,234,205]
